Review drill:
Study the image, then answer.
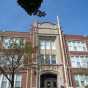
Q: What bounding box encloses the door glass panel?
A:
[47,81,51,88]
[45,80,57,88]
[53,81,57,87]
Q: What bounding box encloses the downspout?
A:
[26,69,28,88]
[57,16,68,88]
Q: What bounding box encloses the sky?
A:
[0,0,88,35]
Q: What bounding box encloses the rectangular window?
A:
[3,37,25,49]
[51,55,56,64]
[45,41,50,49]
[15,75,22,88]
[67,41,87,51]
[70,56,88,68]
[1,76,7,88]
[0,74,22,88]
[74,75,88,87]
[39,39,56,50]
[70,57,77,67]
[39,54,56,64]
[77,61,81,67]
[45,54,50,64]
[81,57,87,68]
[39,54,45,64]
[51,41,56,49]
[40,40,45,49]
[73,46,77,51]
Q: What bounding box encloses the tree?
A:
[0,49,23,88]
[0,38,32,88]
[17,0,46,17]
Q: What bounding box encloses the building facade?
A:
[0,22,88,88]
[65,35,88,88]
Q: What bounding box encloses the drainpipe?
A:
[57,16,68,88]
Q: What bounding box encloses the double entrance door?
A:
[40,73,57,88]
[44,78,57,88]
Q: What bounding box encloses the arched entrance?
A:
[40,73,57,88]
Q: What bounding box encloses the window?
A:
[45,41,51,49]
[85,76,88,85]
[39,54,56,64]
[75,80,79,87]
[74,75,88,87]
[81,57,87,68]
[83,47,87,51]
[51,55,56,64]
[3,37,25,49]
[51,41,56,49]
[74,75,80,87]
[39,39,56,50]
[70,56,78,67]
[67,41,87,51]
[40,40,45,49]
[76,57,81,67]
[70,56,88,68]
[15,75,22,88]
[87,61,88,67]
[1,76,7,88]
[39,54,45,64]
[81,81,85,86]
[0,74,22,88]
[0,55,23,67]
[3,38,11,48]
[73,46,77,51]
[45,54,50,64]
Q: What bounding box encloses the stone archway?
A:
[40,73,57,88]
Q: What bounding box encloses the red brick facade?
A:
[0,23,88,88]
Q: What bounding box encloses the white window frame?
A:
[0,74,22,88]
[67,41,87,51]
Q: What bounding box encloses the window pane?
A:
[45,55,50,64]
[67,41,87,51]
[74,75,80,87]
[53,81,57,87]
[16,75,22,81]
[3,37,25,49]
[39,55,44,64]
[1,81,7,88]
[15,81,21,88]
[15,75,22,88]
[3,38,11,48]
[45,41,50,49]
[51,41,56,49]
[1,76,7,88]
[51,55,56,64]
[40,40,45,49]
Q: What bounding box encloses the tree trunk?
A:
[11,73,14,88]
[11,82,14,88]
[10,56,15,88]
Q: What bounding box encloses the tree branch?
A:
[0,66,11,83]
